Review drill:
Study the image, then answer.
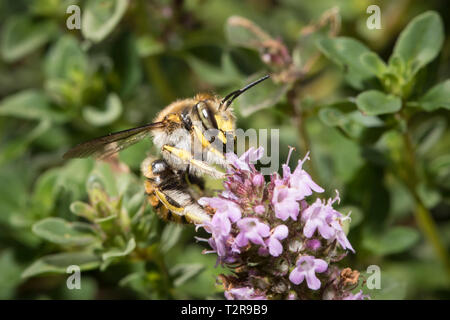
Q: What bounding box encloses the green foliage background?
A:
[0,0,449,299]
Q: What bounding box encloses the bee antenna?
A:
[221,75,270,110]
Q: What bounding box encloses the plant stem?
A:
[143,56,176,103]
[401,130,450,278]
[414,196,450,276]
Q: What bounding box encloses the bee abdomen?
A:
[142,157,211,225]
[144,179,189,224]
[156,203,188,224]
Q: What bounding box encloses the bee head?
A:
[191,96,235,141]
[192,75,270,137]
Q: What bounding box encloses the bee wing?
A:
[63,122,165,160]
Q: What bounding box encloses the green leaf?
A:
[30,169,59,217]
[318,101,384,143]
[114,35,143,97]
[1,15,57,62]
[101,237,136,260]
[392,11,444,75]
[360,52,387,78]
[169,245,226,298]
[0,250,22,299]
[32,218,99,246]
[417,80,450,111]
[33,159,94,212]
[318,100,356,127]
[22,252,101,278]
[416,182,441,209]
[44,35,88,80]
[222,53,242,80]
[82,92,122,126]
[88,161,120,197]
[170,263,205,287]
[413,116,447,155]
[318,107,347,127]
[362,226,420,255]
[0,120,51,166]
[316,37,374,89]
[185,54,240,87]
[430,154,450,189]
[70,201,96,221]
[160,224,183,253]
[136,35,164,57]
[82,0,129,43]
[0,90,67,123]
[356,90,401,116]
[0,164,29,225]
[119,271,153,298]
[236,75,289,117]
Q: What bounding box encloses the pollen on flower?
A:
[195,147,367,300]
[340,268,360,286]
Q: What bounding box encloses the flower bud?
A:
[306,239,321,251]
[252,174,264,187]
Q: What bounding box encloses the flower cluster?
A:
[197,147,369,300]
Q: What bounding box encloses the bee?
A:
[63,75,270,224]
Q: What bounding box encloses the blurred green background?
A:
[0,0,449,299]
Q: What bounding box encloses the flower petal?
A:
[268,238,283,257]
[305,270,322,290]
[273,224,289,240]
[313,258,328,273]
[235,232,248,247]
[303,220,319,238]
[289,267,305,285]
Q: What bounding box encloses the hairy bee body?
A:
[63,76,269,225]
[151,94,233,178]
[141,157,211,224]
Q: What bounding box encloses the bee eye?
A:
[202,108,209,119]
[195,102,217,130]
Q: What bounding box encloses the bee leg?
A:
[162,145,225,179]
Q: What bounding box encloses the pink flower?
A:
[196,147,364,300]
[198,197,242,262]
[254,204,265,214]
[301,199,335,239]
[198,197,241,222]
[301,192,354,252]
[235,218,270,247]
[226,147,263,172]
[289,256,328,290]
[330,218,354,253]
[201,213,233,258]
[252,173,265,187]
[343,290,370,300]
[289,153,324,199]
[280,152,324,200]
[266,225,289,256]
[225,287,267,300]
[306,239,321,251]
[272,185,300,221]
